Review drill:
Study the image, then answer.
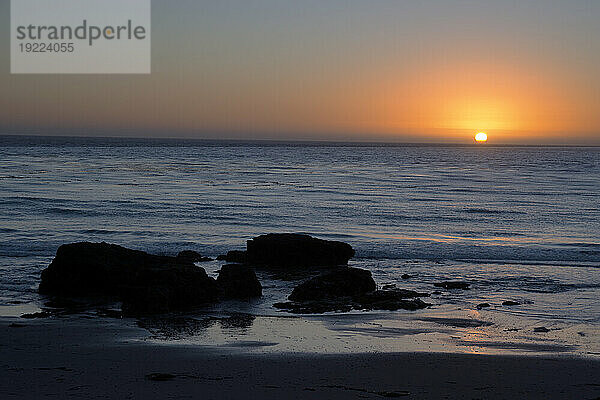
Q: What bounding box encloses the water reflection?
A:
[138,313,256,340]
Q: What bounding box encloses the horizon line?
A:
[1,133,600,148]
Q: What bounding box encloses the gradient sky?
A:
[1,0,599,144]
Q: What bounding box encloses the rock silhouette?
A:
[217,264,262,299]
[289,267,376,301]
[246,233,355,268]
[176,250,212,263]
[275,267,430,314]
[40,242,219,315]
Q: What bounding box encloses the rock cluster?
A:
[274,268,430,314]
[39,242,259,315]
[433,281,470,290]
[38,234,431,317]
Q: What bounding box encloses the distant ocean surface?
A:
[1,135,599,330]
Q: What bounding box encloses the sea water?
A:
[1,136,599,355]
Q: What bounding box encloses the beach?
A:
[2,316,599,399]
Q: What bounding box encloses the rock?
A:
[216,264,262,299]
[40,242,183,296]
[534,327,550,333]
[176,250,212,263]
[246,233,354,268]
[275,289,430,314]
[288,267,376,301]
[401,274,411,280]
[216,250,247,264]
[122,286,171,315]
[433,281,470,290]
[21,311,53,319]
[476,303,491,309]
[275,268,430,314]
[502,300,520,306]
[120,264,219,315]
[39,242,219,315]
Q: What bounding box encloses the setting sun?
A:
[475,132,488,143]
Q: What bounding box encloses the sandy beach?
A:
[2,317,599,400]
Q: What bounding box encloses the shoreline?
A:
[2,316,600,399]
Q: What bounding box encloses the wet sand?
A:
[2,317,599,399]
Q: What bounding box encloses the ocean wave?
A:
[353,241,600,263]
[46,207,102,216]
[476,276,600,293]
[461,208,525,215]
[79,229,125,235]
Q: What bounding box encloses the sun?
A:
[475,132,488,143]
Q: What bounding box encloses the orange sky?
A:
[1,1,599,144]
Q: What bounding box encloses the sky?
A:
[1,0,599,144]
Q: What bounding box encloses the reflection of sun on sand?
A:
[475,132,488,143]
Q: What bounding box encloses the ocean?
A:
[1,135,599,355]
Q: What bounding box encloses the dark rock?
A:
[246,233,354,268]
[275,289,430,314]
[433,281,470,290]
[21,311,53,319]
[276,268,430,314]
[502,300,520,306]
[39,242,219,315]
[40,242,185,296]
[534,327,550,333]
[401,274,411,280]
[216,264,262,299]
[476,303,491,309]
[288,267,376,301]
[382,284,397,290]
[120,264,219,316]
[216,250,247,264]
[176,250,212,263]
